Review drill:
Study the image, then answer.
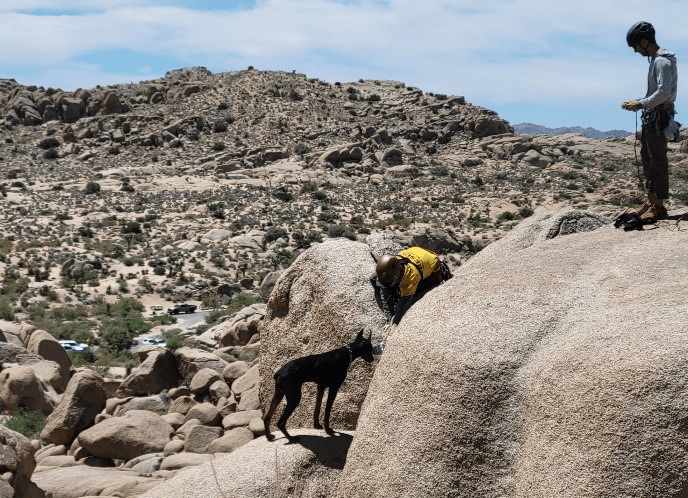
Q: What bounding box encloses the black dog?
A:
[614,212,644,231]
[264,329,374,441]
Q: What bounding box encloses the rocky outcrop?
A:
[175,348,229,383]
[0,365,58,415]
[25,329,71,392]
[259,239,386,435]
[218,304,265,347]
[139,429,353,498]
[77,410,174,461]
[0,425,43,498]
[40,370,107,446]
[32,466,161,498]
[115,349,181,397]
[0,342,65,396]
[338,214,688,498]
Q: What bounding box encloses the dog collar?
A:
[344,344,352,364]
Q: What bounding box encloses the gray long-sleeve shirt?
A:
[640,48,678,110]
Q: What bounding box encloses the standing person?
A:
[622,21,678,222]
[371,246,448,327]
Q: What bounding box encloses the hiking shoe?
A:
[640,204,668,222]
[634,201,653,217]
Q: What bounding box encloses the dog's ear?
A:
[355,328,365,341]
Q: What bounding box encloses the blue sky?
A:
[1,0,686,132]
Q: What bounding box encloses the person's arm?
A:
[392,295,414,325]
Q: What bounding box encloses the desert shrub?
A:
[0,296,14,321]
[294,144,310,156]
[51,305,89,321]
[288,89,303,101]
[299,182,318,193]
[90,349,138,370]
[367,94,381,102]
[327,224,356,240]
[212,142,225,152]
[43,148,59,160]
[230,215,258,230]
[311,190,328,201]
[292,230,322,249]
[236,347,260,363]
[272,186,294,202]
[207,202,225,219]
[162,329,185,352]
[69,350,96,367]
[263,227,288,245]
[98,298,150,352]
[269,249,295,269]
[78,226,94,238]
[204,293,264,324]
[213,119,228,133]
[38,137,60,150]
[3,408,46,438]
[150,314,176,326]
[153,266,166,276]
[318,210,339,223]
[519,206,535,218]
[430,165,449,177]
[84,181,101,195]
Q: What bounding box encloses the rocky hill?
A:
[514,122,632,139]
[2,66,688,497]
[1,66,687,329]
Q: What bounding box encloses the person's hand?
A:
[380,322,396,339]
[622,100,642,112]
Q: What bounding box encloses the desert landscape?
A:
[2,66,688,497]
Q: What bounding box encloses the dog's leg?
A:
[264,385,285,441]
[313,385,325,429]
[323,384,342,436]
[276,385,301,441]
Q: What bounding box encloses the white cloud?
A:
[0,0,686,128]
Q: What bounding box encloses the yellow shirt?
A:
[397,247,439,297]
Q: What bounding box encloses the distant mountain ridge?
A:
[514,123,631,140]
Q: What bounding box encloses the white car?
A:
[139,337,166,347]
[58,340,89,352]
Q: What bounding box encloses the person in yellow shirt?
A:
[371,246,449,325]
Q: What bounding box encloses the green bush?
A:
[3,407,47,438]
[43,148,59,160]
[162,329,185,352]
[38,137,60,150]
[327,224,356,240]
[98,298,150,352]
[204,293,263,324]
[272,186,294,202]
[263,227,288,246]
[237,347,260,363]
[84,181,101,195]
[292,230,322,249]
[0,296,14,320]
[213,119,228,133]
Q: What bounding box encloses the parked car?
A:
[167,303,197,315]
[58,340,89,352]
[139,337,166,347]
